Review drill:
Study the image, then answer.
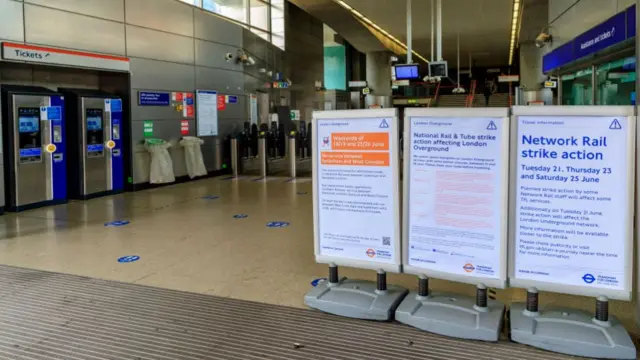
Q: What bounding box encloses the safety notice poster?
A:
[514,114,633,292]
[315,113,398,266]
[196,90,218,136]
[405,114,508,282]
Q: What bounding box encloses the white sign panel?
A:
[313,109,401,272]
[249,94,258,125]
[511,106,635,300]
[403,108,509,288]
[196,90,219,136]
[1,42,130,72]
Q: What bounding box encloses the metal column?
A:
[230,138,239,178]
[214,137,222,170]
[557,73,563,105]
[406,0,412,64]
[591,64,597,105]
[258,138,267,178]
[288,137,296,178]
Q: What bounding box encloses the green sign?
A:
[143,120,153,138]
[127,176,133,184]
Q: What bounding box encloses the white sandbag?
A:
[180,136,207,179]
[145,140,175,184]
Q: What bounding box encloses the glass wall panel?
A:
[596,57,635,105]
[203,0,247,23]
[561,67,593,105]
[249,0,269,31]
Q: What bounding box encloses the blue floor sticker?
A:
[233,214,248,219]
[202,195,220,200]
[311,278,327,287]
[266,221,290,228]
[118,255,140,263]
[105,220,130,227]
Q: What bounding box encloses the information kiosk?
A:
[1,85,67,211]
[304,108,407,320]
[60,89,124,199]
[509,106,636,358]
[395,108,510,341]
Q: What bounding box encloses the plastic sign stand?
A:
[304,109,407,321]
[395,108,510,341]
[508,106,636,359]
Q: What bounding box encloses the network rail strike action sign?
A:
[511,107,635,300]
[403,108,509,287]
[312,109,401,272]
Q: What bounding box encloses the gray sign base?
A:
[510,303,636,359]
[304,278,408,321]
[395,291,505,341]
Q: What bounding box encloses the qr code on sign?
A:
[382,237,391,246]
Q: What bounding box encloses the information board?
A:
[510,106,635,300]
[196,90,218,136]
[313,109,401,272]
[403,108,510,288]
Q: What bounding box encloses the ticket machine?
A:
[1,85,67,211]
[60,89,124,199]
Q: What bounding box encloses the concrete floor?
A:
[0,175,637,335]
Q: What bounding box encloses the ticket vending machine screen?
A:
[86,108,104,157]
[18,107,42,163]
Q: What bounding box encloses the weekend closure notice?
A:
[515,116,630,290]
[316,117,396,264]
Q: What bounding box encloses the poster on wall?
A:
[250,94,258,125]
[196,90,219,136]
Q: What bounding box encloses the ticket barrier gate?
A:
[60,89,124,200]
[1,85,67,211]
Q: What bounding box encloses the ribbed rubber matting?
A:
[0,265,579,360]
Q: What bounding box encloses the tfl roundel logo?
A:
[582,273,596,284]
[366,248,376,258]
[463,263,475,272]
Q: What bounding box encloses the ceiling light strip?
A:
[508,0,521,65]
[334,0,429,63]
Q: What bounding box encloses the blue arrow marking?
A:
[233,214,248,219]
[311,278,327,287]
[266,221,290,228]
[105,220,130,227]
[118,255,140,263]
[202,195,220,200]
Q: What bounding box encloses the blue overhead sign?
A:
[138,91,170,106]
[543,5,635,73]
[573,12,626,60]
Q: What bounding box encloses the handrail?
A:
[429,81,442,108]
[465,80,476,107]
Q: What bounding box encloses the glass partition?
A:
[596,57,635,105]
[561,67,593,105]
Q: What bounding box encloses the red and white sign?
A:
[217,95,226,111]
[498,75,519,83]
[1,42,130,72]
[173,92,184,102]
[180,120,189,135]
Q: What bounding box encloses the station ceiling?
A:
[290,0,514,67]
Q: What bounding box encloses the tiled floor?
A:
[0,175,637,334]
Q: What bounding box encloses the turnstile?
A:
[1,85,67,211]
[60,89,124,200]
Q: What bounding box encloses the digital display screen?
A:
[86,109,103,131]
[394,65,420,80]
[87,116,102,131]
[19,116,40,133]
